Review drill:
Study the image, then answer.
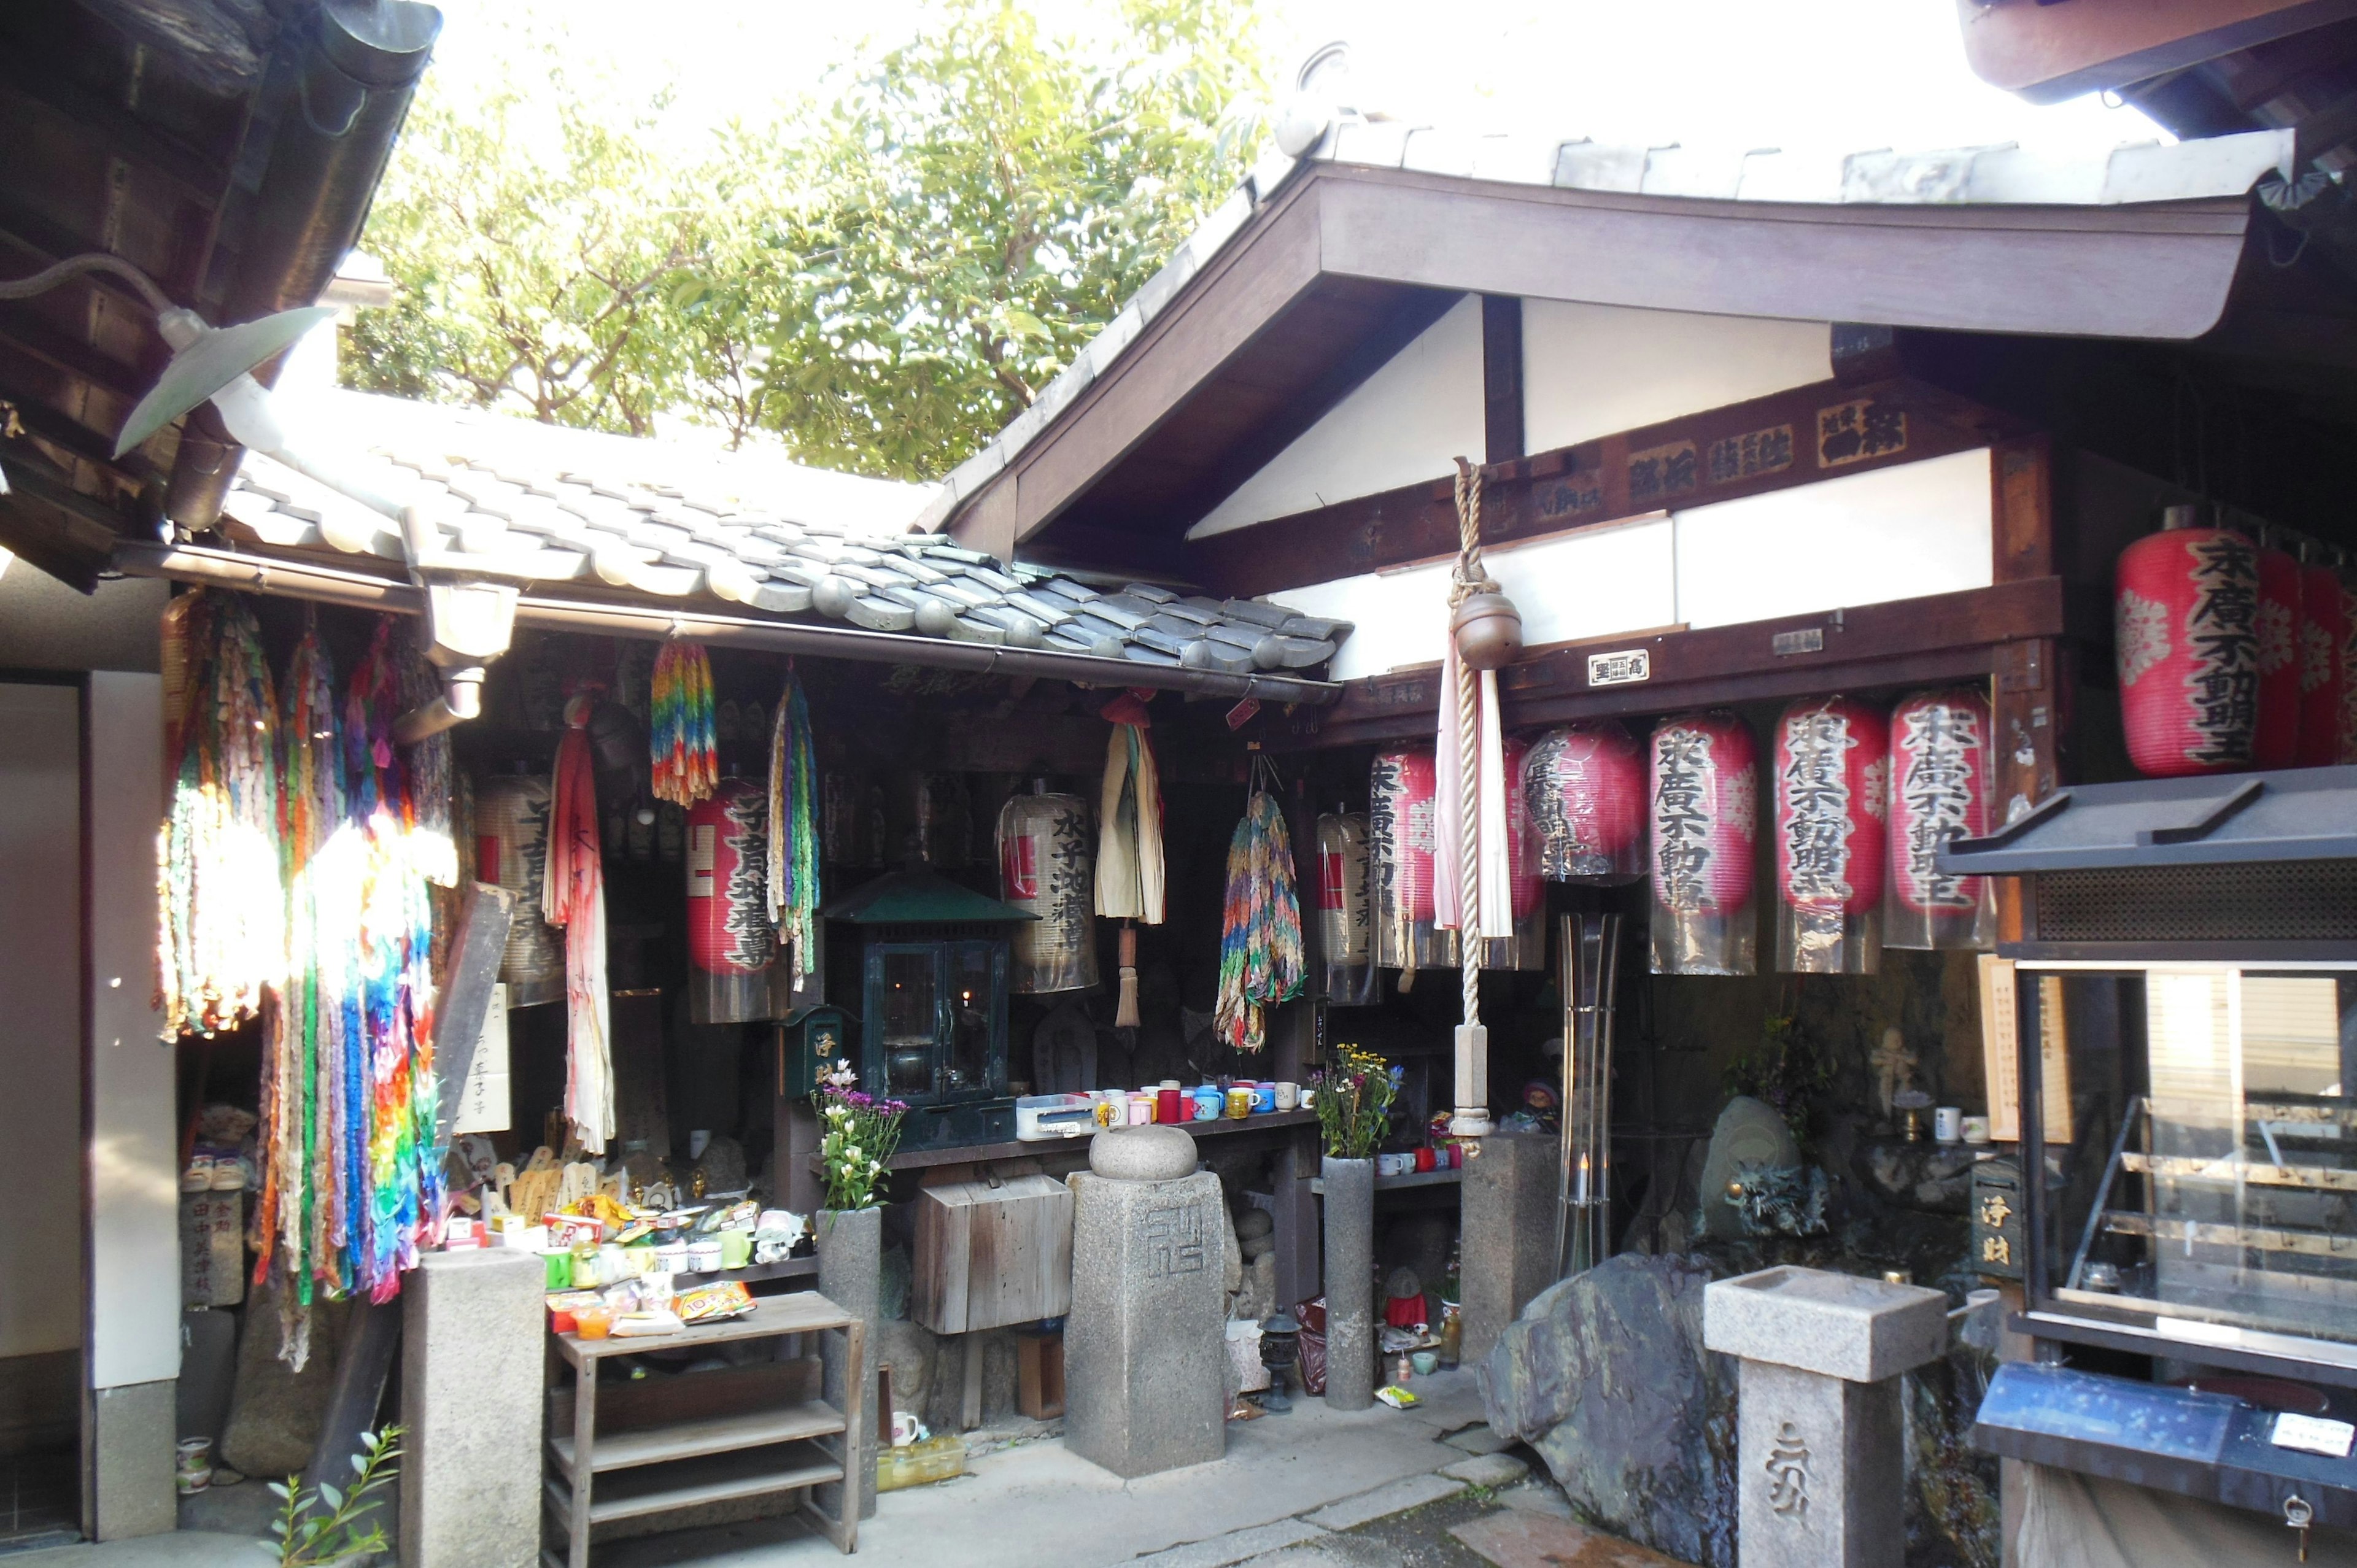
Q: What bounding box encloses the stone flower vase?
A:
[816,1205,883,1520]
[1321,1155,1376,1411]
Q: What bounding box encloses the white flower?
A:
[869,1161,883,1175]
[845,1146,862,1162]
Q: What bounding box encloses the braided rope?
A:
[1452,458,1484,1028]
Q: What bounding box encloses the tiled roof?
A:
[212,390,1350,674]
[913,123,2294,533]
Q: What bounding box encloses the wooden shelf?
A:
[881,1108,1318,1172]
[2123,1152,2357,1194]
[1310,1167,1465,1194]
[543,1445,845,1529]
[548,1401,846,1478]
[554,1291,853,1370]
[668,1255,818,1290]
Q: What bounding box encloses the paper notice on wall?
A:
[1980,956,2072,1148]
[454,983,512,1134]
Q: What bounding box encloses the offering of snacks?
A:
[673,1280,757,1324]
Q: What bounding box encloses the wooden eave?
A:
[946,161,2259,566]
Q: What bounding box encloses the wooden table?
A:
[544,1292,863,1566]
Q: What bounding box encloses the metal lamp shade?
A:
[114,306,335,457]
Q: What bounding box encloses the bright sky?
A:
[428,0,2162,161]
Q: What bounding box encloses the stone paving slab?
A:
[1442,1424,1513,1456]
[1130,1520,1328,1567]
[1301,1472,1466,1532]
[1439,1453,1530,1489]
[1450,1512,1698,1568]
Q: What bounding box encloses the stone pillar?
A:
[816,1205,881,1521]
[1703,1265,1949,1568]
[1459,1129,1557,1364]
[399,1249,544,1568]
[1320,1155,1374,1412]
[1065,1127,1225,1478]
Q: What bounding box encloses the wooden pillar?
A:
[1481,295,1524,466]
[1989,434,2061,945]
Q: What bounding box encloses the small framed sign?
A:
[1586,649,1650,687]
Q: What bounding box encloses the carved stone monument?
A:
[1703,1265,1948,1568]
[1064,1127,1226,1478]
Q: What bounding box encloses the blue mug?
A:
[1251,1082,1276,1113]
[1193,1089,1221,1121]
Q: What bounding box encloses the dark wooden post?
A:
[1989,435,2062,944]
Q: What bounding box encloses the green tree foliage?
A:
[345,0,1268,479]
[346,39,700,436]
[736,0,1268,478]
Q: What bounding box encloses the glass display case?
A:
[2023,965,2357,1377]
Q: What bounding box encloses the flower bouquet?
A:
[1312,1043,1399,1161]
[813,1061,908,1212]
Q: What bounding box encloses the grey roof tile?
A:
[1220,598,1291,629]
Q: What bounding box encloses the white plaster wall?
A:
[1188,294,1483,539]
[1285,450,1992,679]
[1673,449,1994,629]
[0,684,83,1358]
[87,673,178,1391]
[1287,517,1679,682]
[1521,300,1832,454]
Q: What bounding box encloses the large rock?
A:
[1480,1254,1735,1568]
[219,1281,352,1479]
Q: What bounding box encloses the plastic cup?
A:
[573,1307,614,1341]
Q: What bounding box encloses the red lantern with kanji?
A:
[686,776,792,1024]
[1883,687,1995,951]
[1648,711,1758,976]
[2254,540,2304,769]
[1520,721,1646,885]
[2300,559,2346,768]
[1371,747,1450,973]
[2342,582,2357,764]
[1772,695,1887,974]
[2115,520,2261,777]
[1496,734,1547,971]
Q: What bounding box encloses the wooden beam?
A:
[0,495,106,590]
[1315,166,2254,341]
[1276,577,2074,748]
[1986,434,2064,944]
[1191,374,2002,600]
[0,59,228,204]
[1481,295,1523,463]
[965,181,1327,550]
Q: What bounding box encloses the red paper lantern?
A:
[2254,541,2304,769]
[1371,747,1453,971]
[1773,696,1889,920]
[2343,583,2357,764]
[1501,733,1542,921]
[2115,524,2261,777]
[2300,561,2346,768]
[1649,711,1758,975]
[1884,688,1994,951]
[1520,721,1646,884]
[686,777,790,1023]
[1370,748,1439,922]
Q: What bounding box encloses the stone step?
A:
[1441,1451,1530,1489]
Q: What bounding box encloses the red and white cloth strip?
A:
[544,693,614,1153]
[1432,635,1513,941]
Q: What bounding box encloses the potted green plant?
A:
[1310,1044,1397,1411]
[811,1062,905,1521]
[262,1426,400,1566]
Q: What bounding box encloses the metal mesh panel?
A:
[2034,860,2357,944]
